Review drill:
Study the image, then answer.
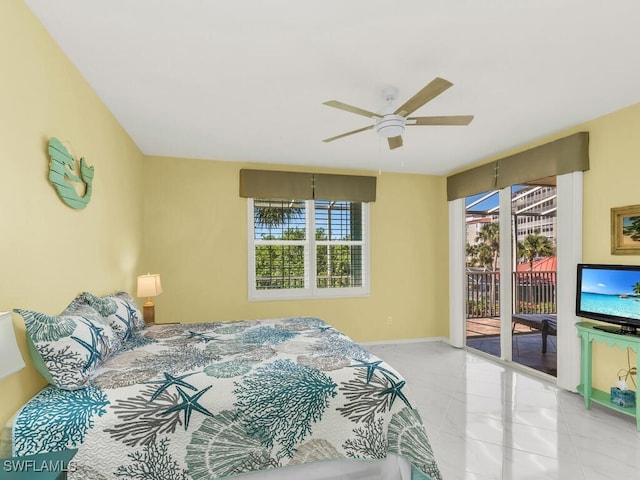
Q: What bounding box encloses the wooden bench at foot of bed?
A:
[511,313,557,354]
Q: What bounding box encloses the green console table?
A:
[575,321,639,430]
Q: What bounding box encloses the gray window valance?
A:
[239,169,376,202]
[239,170,313,200]
[446,131,589,200]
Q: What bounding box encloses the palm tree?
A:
[632,282,640,296]
[254,199,304,228]
[466,242,495,269]
[474,222,500,316]
[517,229,555,271]
[476,222,500,271]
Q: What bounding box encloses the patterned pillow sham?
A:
[77,292,133,342]
[76,292,118,317]
[104,291,146,332]
[14,302,120,390]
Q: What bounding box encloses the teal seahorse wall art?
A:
[48,137,94,209]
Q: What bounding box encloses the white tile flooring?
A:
[367,341,640,480]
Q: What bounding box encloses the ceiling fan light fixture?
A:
[322,77,472,150]
[375,114,405,138]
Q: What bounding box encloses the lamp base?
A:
[143,305,155,324]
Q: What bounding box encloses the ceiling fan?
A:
[322,77,474,150]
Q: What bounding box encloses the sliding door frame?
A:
[448,172,582,389]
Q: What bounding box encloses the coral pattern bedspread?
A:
[13,317,442,480]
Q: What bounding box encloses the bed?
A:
[8,292,442,480]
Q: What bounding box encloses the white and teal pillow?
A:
[104,291,145,332]
[77,292,118,317]
[78,292,133,342]
[14,302,120,390]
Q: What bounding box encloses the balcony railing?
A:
[467,272,500,318]
[513,271,556,314]
[466,271,557,318]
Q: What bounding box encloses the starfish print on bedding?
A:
[116,313,132,339]
[162,385,213,429]
[124,302,138,323]
[349,360,398,384]
[145,372,198,401]
[186,331,218,343]
[377,376,411,409]
[71,319,104,372]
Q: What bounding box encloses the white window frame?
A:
[247,199,370,301]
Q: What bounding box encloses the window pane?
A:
[254,199,306,240]
[316,245,363,288]
[248,197,368,299]
[512,183,557,376]
[315,201,362,241]
[255,245,305,289]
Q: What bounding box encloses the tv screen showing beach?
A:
[579,267,640,321]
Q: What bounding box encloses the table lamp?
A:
[0,311,25,380]
[137,273,163,324]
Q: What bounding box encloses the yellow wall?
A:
[141,157,450,343]
[0,1,144,427]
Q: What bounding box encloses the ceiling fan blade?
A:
[394,77,453,117]
[322,125,374,143]
[387,136,403,150]
[407,115,474,126]
[323,100,379,119]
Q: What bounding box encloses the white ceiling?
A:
[25,0,640,175]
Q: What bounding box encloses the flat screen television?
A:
[576,263,640,335]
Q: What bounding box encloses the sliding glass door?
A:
[465,190,501,357]
[464,181,558,376]
[511,183,557,376]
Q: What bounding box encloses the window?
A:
[248,198,370,300]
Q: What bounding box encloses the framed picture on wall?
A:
[611,204,640,254]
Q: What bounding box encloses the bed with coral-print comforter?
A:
[12,317,442,480]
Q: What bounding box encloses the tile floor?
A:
[367,341,640,480]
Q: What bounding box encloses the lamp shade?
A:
[0,311,25,380]
[137,273,163,298]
